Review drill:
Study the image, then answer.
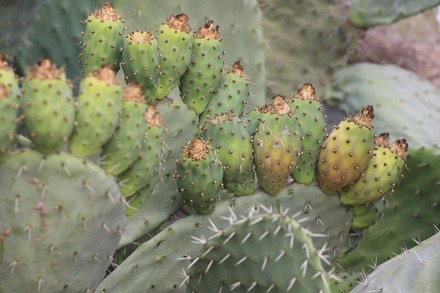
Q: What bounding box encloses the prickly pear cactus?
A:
[202,113,255,196]
[351,232,440,292]
[350,0,440,27]
[175,138,224,214]
[80,2,125,75]
[317,106,375,195]
[180,20,224,114]
[289,83,326,184]
[0,149,125,292]
[186,208,332,293]
[68,66,123,157]
[121,31,159,102]
[0,55,20,159]
[21,59,75,154]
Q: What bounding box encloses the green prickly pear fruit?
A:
[241,106,265,137]
[351,198,386,230]
[121,31,159,103]
[186,207,331,293]
[340,133,408,205]
[155,14,194,100]
[317,105,375,195]
[175,138,223,214]
[254,95,302,196]
[199,60,251,127]
[0,148,125,292]
[69,65,123,157]
[118,105,166,196]
[289,83,326,184]
[0,55,20,159]
[202,113,255,196]
[100,83,147,176]
[80,2,125,75]
[181,20,223,114]
[21,59,75,154]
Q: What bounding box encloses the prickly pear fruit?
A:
[186,207,331,293]
[0,55,20,159]
[340,133,408,205]
[202,113,255,196]
[289,83,326,184]
[118,105,166,196]
[80,2,125,75]
[199,60,250,126]
[121,31,159,102]
[0,148,125,292]
[21,59,75,154]
[100,83,147,175]
[175,138,223,214]
[317,105,375,195]
[254,95,302,195]
[69,66,123,157]
[351,198,386,230]
[155,14,194,100]
[181,20,223,114]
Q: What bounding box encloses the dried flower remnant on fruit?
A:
[390,139,409,159]
[123,83,144,103]
[0,54,8,70]
[92,65,119,84]
[183,138,209,160]
[206,112,234,125]
[195,20,221,39]
[271,95,291,115]
[93,2,121,21]
[27,59,63,80]
[349,105,375,128]
[143,106,162,127]
[294,83,317,101]
[230,61,249,80]
[375,133,390,148]
[166,14,191,33]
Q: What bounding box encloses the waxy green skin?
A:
[340,146,405,205]
[202,116,255,195]
[100,100,147,176]
[175,146,223,214]
[187,211,331,293]
[317,120,374,195]
[68,73,123,157]
[21,71,75,154]
[289,98,326,184]
[155,22,194,100]
[351,198,386,230]
[121,33,159,102]
[254,114,302,195]
[241,107,265,137]
[0,66,20,159]
[180,32,223,114]
[199,65,250,126]
[0,149,125,292]
[80,12,125,75]
[118,125,166,197]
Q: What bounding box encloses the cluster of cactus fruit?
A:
[0,1,419,292]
